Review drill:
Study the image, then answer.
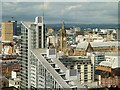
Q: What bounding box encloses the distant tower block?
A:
[1,22,13,42]
[11,21,17,36]
[10,17,17,36]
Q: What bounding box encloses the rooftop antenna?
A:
[11,17,14,21]
[43,1,44,23]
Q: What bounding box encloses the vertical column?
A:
[118,2,120,79]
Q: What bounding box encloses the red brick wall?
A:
[101,76,120,88]
[1,64,20,78]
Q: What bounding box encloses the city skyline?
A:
[1,2,118,24]
[0,1,120,90]
[1,17,120,89]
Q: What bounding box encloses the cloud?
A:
[1,2,118,24]
[67,5,82,11]
[1,0,119,2]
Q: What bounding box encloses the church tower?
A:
[59,22,67,53]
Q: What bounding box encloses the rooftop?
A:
[105,52,119,56]
[76,41,120,49]
[59,55,90,61]
[91,41,119,47]
[99,57,120,69]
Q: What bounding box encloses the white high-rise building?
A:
[20,16,46,89]
[30,48,78,89]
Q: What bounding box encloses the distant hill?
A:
[0,24,118,36]
[46,24,118,31]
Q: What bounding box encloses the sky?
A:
[1,1,119,24]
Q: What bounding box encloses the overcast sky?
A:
[1,2,119,24]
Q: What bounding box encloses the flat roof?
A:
[59,56,91,61]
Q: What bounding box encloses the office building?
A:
[1,22,13,42]
[91,52,105,66]
[11,21,17,36]
[20,16,45,89]
[59,56,94,84]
